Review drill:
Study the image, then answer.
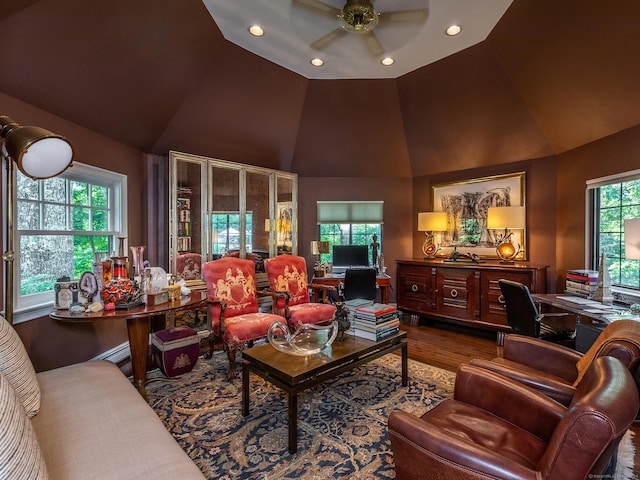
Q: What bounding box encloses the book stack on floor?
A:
[565,269,599,298]
[353,303,400,341]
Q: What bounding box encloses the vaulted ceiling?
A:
[0,0,639,177]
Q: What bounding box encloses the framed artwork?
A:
[432,172,526,259]
[277,201,293,252]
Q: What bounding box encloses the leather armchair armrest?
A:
[454,364,565,440]
[470,359,576,406]
[503,334,582,381]
[388,410,538,480]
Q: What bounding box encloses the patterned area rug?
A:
[145,352,455,479]
[145,352,635,480]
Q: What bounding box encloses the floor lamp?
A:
[0,116,74,324]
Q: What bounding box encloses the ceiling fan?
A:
[291,0,429,57]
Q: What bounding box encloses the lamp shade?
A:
[310,240,330,255]
[487,206,526,229]
[417,212,448,232]
[624,218,640,260]
[0,116,73,179]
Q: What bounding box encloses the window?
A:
[14,163,127,319]
[316,201,383,266]
[588,171,640,291]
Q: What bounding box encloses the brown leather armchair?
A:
[388,356,638,480]
[471,319,640,405]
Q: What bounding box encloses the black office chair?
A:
[342,268,377,301]
[498,279,575,345]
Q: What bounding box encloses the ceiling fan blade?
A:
[362,31,385,57]
[292,0,342,18]
[310,28,349,51]
[379,9,429,24]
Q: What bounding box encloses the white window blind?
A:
[586,169,640,189]
[316,201,384,224]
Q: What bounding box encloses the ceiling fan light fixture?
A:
[340,0,379,33]
[381,57,394,66]
[248,25,264,37]
[310,58,324,67]
[446,24,462,36]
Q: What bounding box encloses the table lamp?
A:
[487,206,526,264]
[417,212,448,258]
[310,240,330,276]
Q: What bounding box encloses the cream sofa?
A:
[0,316,205,480]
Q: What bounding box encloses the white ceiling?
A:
[202,0,514,79]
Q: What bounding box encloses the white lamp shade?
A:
[4,123,73,179]
[310,240,330,255]
[487,206,526,229]
[418,212,448,232]
[624,218,640,260]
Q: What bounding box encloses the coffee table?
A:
[242,330,408,453]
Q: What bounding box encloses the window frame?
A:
[588,169,640,300]
[11,162,127,323]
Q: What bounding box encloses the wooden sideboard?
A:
[396,259,548,331]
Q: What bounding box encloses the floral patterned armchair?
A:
[264,255,336,329]
[203,257,285,379]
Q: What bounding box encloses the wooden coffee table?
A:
[242,331,408,453]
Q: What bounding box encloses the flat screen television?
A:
[333,245,369,268]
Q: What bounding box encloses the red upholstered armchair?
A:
[388,356,638,480]
[264,255,336,329]
[203,257,285,379]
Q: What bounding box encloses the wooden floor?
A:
[399,316,640,476]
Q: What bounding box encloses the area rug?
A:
[145,353,635,480]
[145,352,454,479]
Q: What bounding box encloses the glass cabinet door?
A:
[169,154,206,287]
[169,151,298,283]
[209,164,240,259]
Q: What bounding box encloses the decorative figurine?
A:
[334,302,351,341]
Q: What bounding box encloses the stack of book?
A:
[353,303,400,341]
[565,269,599,298]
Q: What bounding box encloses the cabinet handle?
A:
[411,284,419,292]
[450,289,458,298]
[498,294,505,304]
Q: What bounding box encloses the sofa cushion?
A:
[31,360,205,480]
[0,314,40,418]
[0,371,48,480]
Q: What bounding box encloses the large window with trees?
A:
[589,171,640,291]
[14,163,126,317]
[316,201,383,267]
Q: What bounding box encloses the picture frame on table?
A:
[432,172,526,260]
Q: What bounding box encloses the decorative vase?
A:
[100,278,140,306]
[130,246,145,278]
[267,320,338,356]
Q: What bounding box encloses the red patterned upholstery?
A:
[203,257,284,378]
[264,255,336,328]
[176,253,202,281]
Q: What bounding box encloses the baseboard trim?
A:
[91,342,131,364]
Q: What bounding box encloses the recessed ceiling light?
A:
[446,25,462,36]
[310,58,324,67]
[381,57,395,66]
[248,25,264,37]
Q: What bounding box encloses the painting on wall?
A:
[432,172,526,259]
[277,201,293,252]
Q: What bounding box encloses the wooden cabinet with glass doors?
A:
[168,151,298,287]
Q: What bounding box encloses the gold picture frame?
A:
[432,172,526,259]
